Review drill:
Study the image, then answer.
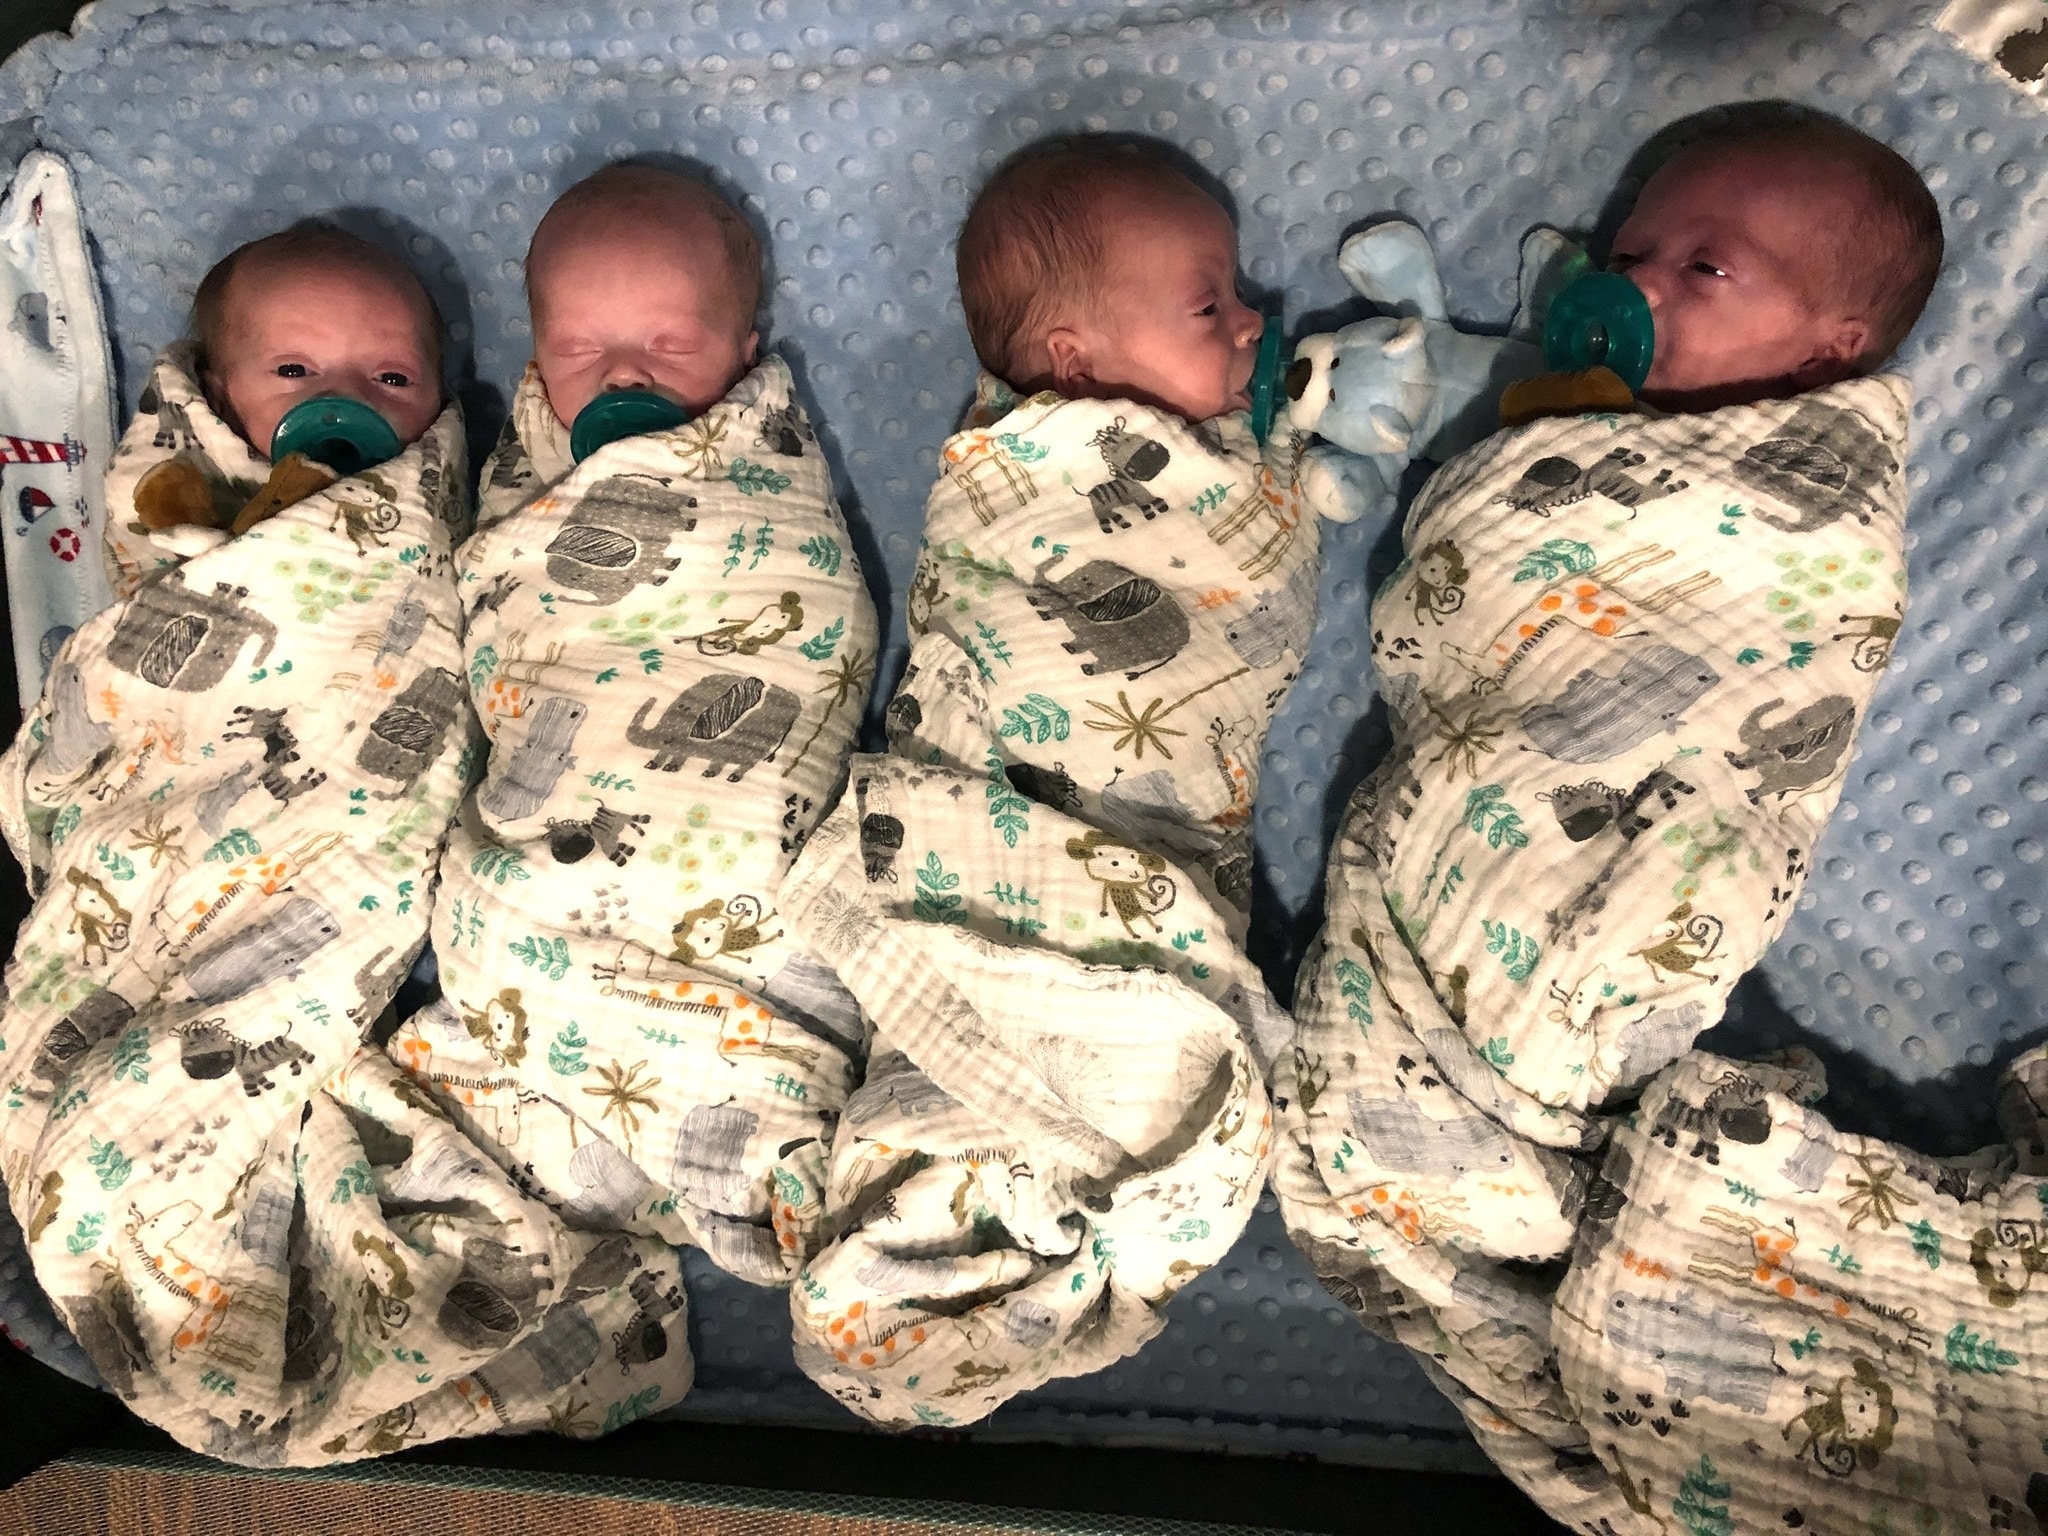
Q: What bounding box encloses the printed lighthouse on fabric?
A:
[0,346,694,1464]
[779,378,1316,1427]
[1269,375,1913,1528]
[398,355,878,1286]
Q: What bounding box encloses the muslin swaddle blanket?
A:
[0,345,693,1463]
[1269,376,1912,1526]
[779,378,1318,1426]
[394,355,878,1286]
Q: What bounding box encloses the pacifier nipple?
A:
[569,389,691,463]
[269,395,403,477]
[1249,313,1288,441]
[1542,270,1655,394]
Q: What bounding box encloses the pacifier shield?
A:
[269,395,403,477]
[1542,271,1655,395]
[569,389,691,463]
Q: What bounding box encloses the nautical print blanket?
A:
[1268,375,1913,1527]
[394,356,878,1286]
[777,378,1316,1427]
[0,352,693,1464]
[1557,1048,2048,1536]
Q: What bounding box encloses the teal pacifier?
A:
[1543,270,1656,394]
[269,395,402,476]
[570,389,691,463]
[1248,313,1287,442]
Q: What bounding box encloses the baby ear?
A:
[1803,316,1873,384]
[743,330,760,368]
[1045,326,1093,393]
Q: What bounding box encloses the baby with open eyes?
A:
[104,223,449,590]
[1603,113,1941,411]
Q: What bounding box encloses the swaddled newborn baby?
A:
[777,137,1321,1428]
[399,164,878,1286]
[106,224,448,593]
[1270,111,1943,1527]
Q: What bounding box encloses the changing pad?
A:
[1,0,2043,1477]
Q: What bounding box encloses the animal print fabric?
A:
[397,356,877,1286]
[1557,1048,2048,1535]
[775,378,1314,1427]
[1268,375,1913,1529]
[0,350,693,1464]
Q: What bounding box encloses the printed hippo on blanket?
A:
[545,474,698,604]
[628,674,803,779]
[357,667,468,798]
[1730,398,1895,533]
[1725,694,1857,805]
[105,570,278,692]
[1223,555,1318,670]
[1025,557,1191,679]
[182,896,341,1004]
[671,1103,759,1214]
[1604,1288,1778,1412]
[1345,1050,1515,1179]
[1648,1068,1772,1165]
[479,694,587,821]
[1519,644,1721,762]
[1494,448,1688,517]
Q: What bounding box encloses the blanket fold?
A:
[779,379,1313,1426]
[1558,1049,2048,1534]
[1270,376,1913,1527]
[396,356,877,1287]
[0,347,692,1463]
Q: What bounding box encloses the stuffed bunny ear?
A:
[1336,222,1449,323]
[1510,227,1588,344]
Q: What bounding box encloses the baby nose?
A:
[602,356,654,392]
[1621,265,1664,312]
[1231,298,1264,346]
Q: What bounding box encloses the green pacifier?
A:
[570,389,691,463]
[1249,313,1287,442]
[269,395,403,477]
[1543,270,1656,394]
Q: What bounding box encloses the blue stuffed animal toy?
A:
[1282,222,1582,524]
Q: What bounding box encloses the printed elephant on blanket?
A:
[480,694,588,821]
[1604,1288,1778,1412]
[32,986,136,1091]
[105,570,278,692]
[1519,643,1721,762]
[357,666,468,798]
[1026,558,1190,679]
[438,1237,553,1350]
[1730,398,1896,532]
[1725,694,1857,805]
[183,896,341,1004]
[39,661,114,780]
[478,1306,601,1399]
[545,474,698,604]
[628,674,802,780]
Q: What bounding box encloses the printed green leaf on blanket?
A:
[984,752,1031,847]
[1480,919,1540,982]
[1461,784,1528,849]
[913,851,966,924]
[1511,538,1597,584]
[510,935,572,980]
[797,616,844,661]
[998,693,1071,744]
[1671,1454,1733,1536]
[86,1137,132,1191]
[1944,1322,2019,1375]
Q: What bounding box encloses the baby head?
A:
[957,137,1264,422]
[194,223,444,459]
[1608,112,1942,411]
[526,163,761,428]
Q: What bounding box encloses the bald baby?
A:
[526,163,763,427]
